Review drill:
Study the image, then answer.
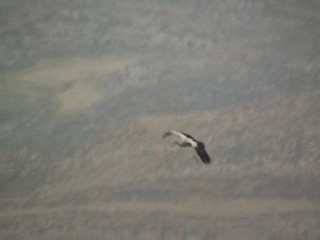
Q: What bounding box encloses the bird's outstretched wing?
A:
[163,131,185,140]
[195,145,211,164]
[163,131,197,147]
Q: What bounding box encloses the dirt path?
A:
[1,199,319,218]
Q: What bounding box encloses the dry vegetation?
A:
[19,91,319,206]
[2,80,320,238]
[1,0,320,239]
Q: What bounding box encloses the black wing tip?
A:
[195,146,211,164]
[201,157,211,164]
[202,159,211,164]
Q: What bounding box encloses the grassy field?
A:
[1,199,320,239]
[2,54,319,239]
[1,0,320,239]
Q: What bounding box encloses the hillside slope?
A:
[18,91,319,207]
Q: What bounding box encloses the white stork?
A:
[163,131,211,164]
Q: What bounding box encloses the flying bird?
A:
[163,131,211,164]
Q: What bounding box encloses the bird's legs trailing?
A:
[174,141,192,147]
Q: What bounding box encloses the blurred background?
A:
[1,0,320,239]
